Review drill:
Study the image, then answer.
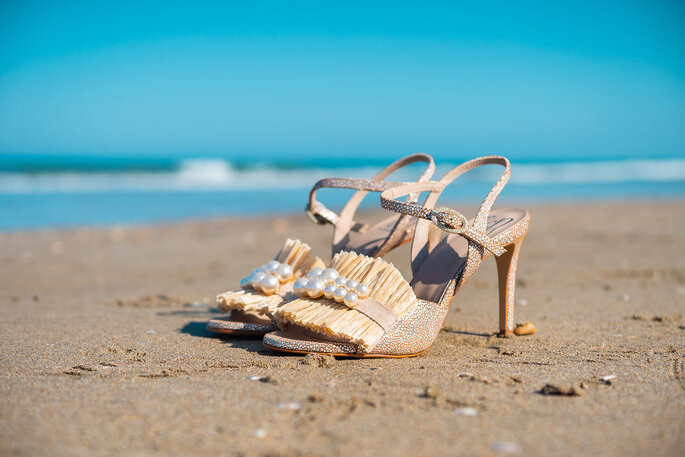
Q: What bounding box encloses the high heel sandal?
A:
[264,156,531,356]
[207,154,435,335]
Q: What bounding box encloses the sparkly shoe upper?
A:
[272,156,531,356]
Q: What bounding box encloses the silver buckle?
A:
[430,207,468,234]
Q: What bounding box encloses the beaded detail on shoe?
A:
[241,260,294,296]
[217,238,325,318]
[275,251,417,352]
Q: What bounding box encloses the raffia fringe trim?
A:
[275,251,416,351]
[216,238,325,317]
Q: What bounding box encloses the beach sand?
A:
[1,201,683,456]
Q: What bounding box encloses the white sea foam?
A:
[511,158,685,184]
[0,157,683,194]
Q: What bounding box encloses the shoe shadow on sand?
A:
[178,321,218,338]
[440,328,492,338]
[177,316,494,357]
[178,321,271,354]
[152,308,273,353]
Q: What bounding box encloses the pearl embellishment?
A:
[355,283,370,298]
[333,287,347,302]
[307,267,324,279]
[343,292,359,308]
[264,260,280,273]
[260,274,280,295]
[293,278,308,297]
[320,268,339,283]
[323,284,337,299]
[276,263,293,281]
[243,260,297,295]
[305,278,325,298]
[250,271,266,289]
[299,266,372,309]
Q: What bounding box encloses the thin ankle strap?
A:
[380,156,511,273]
[306,153,436,256]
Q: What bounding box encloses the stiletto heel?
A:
[496,233,526,337]
[264,156,533,358]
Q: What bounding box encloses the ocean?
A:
[1,153,684,231]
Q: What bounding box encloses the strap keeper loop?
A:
[430,207,468,234]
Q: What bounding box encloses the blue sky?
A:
[0,1,683,161]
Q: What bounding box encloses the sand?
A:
[1,201,683,456]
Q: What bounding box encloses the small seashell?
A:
[513,322,536,336]
[253,428,267,439]
[277,401,301,410]
[248,375,262,381]
[619,293,630,302]
[454,407,478,416]
[600,375,616,383]
[490,441,522,454]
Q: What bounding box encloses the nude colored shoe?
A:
[264,156,531,356]
[207,154,436,336]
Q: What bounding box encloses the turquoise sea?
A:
[1,153,684,231]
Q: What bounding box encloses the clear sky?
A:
[0,1,684,161]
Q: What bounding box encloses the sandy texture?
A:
[0,202,683,457]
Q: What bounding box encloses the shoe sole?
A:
[262,341,428,358]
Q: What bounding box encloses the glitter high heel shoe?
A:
[264,156,531,356]
[207,154,436,336]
